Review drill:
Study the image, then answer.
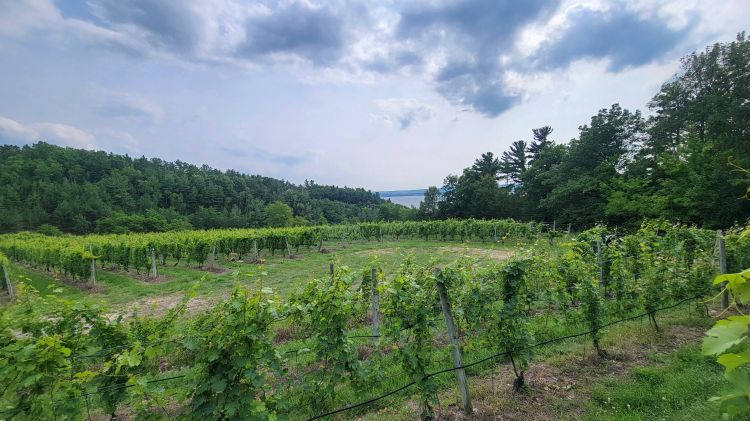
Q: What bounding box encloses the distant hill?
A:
[0,142,415,234]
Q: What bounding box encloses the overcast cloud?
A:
[0,0,748,190]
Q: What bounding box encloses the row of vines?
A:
[1,221,743,419]
[0,219,542,280]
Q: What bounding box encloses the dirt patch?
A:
[197,265,231,274]
[237,258,265,265]
[129,272,170,284]
[54,274,106,293]
[102,267,171,284]
[358,345,376,361]
[353,248,398,257]
[273,325,308,345]
[284,254,304,260]
[116,293,213,319]
[437,247,514,261]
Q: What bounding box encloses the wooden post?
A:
[318,229,323,252]
[717,230,729,309]
[371,268,380,339]
[150,247,158,278]
[493,225,497,242]
[251,240,259,263]
[552,220,556,232]
[2,264,14,298]
[209,244,217,269]
[89,245,97,286]
[435,269,472,415]
[329,262,334,276]
[567,223,572,234]
[596,241,604,287]
[285,237,291,257]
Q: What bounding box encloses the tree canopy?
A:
[423,33,750,229]
[0,143,416,233]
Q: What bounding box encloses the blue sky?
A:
[0,0,748,191]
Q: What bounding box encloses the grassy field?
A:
[8,237,537,313]
[1,236,725,420]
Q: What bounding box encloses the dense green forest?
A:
[423,33,750,229]
[0,143,415,234]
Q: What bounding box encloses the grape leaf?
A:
[702,316,750,356]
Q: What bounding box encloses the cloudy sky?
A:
[0,0,748,191]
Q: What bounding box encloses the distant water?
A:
[379,183,511,208]
[379,189,426,208]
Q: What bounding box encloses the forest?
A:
[422,33,750,229]
[0,143,415,234]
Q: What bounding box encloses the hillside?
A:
[0,142,413,234]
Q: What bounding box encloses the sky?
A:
[0,1,748,191]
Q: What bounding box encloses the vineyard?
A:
[0,219,541,282]
[0,220,749,419]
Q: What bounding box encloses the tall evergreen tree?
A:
[527,126,553,161]
[500,140,529,183]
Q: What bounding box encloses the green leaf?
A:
[735,283,750,304]
[702,316,750,356]
[714,273,745,287]
[725,369,750,394]
[126,351,142,367]
[718,351,750,374]
[211,377,227,393]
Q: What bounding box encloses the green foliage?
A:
[488,259,534,390]
[0,218,541,280]
[381,259,439,420]
[36,224,63,237]
[577,277,607,357]
[186,285,283,420]
[264,201,294,228]
[290,263,362,412]
[0,218,729,419]
[0,142,392,234]
[702,222,750,418]
[357,257,382,317]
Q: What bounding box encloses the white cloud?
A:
[0,0,148,56]
[0,116,102,150]
[0,0,61,38]
[35,123,97,149]
[0,116,39,144]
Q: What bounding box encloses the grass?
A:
[583,344,724,420]
[5,237,539,312]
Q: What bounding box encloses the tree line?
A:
[0,143,416,234]
[420,33,750,229]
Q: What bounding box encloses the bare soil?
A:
[116,293,214,318]
[437,247,514,261]
[354,248,398,257]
